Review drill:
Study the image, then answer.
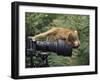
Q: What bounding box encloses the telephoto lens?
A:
[36,40,73,56]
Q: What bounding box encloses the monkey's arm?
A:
[31,28,58,41]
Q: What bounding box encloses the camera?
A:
[26,37,72,67]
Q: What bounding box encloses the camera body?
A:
[26,37,72,67]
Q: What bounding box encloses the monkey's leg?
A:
[33,32,48,40]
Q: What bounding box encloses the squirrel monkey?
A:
[31,27,80,48]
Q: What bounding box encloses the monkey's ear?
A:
[68,33,74,41]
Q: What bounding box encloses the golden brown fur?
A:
[31,27,80,48]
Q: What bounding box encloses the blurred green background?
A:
[25,12,89,67]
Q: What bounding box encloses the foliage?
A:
[25,12,89,67]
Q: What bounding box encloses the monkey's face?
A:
[68,30,80,48]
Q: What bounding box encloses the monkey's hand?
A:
[28,36,36,41]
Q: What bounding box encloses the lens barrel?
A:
[26,37,72,56]
[36,40,72,56]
